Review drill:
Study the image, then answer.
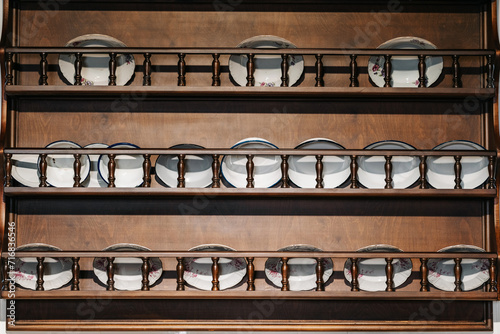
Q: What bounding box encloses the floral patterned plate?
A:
[183,244,247,291]
[368,36,443,88]
[93,243,163,291]
[344,244,413,292]
[229,35,304,87]
[13,243,72,291]
[428,245,490,291]
[58,34,135,86]
[265,245,333,291]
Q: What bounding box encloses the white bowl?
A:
[343,244,412,292]
[59,34,135,86]
[288,138,351,188]
[40,140,91,187]
[98,142,144,188]
[427,245,489,291]
[357,140,420,189]
[368,36,443,87]
[183,244,247,291]
[155,144,213,188]
[229,35,304,87]
[13,243,73,291]
[82,143,108,188]
[11,154,39,187]
[426,140,488,189]
[221,138,281,188]
[93,243,163,291]
[265,244,333,291]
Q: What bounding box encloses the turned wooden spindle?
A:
[246,54,255,86]
[350,155,358,188]
[107,154,116,187]
[74,52,83,85]
[315,54,324,87]
[281,257,290,291]
[178,53,186,86]
[385,258,394,292]
[108,52,117,86]
[487,54,494,88]
[489,258,497,292]
[419,155,427,189]
[141,257,150,291]
[176,257,185,291]
[384,55,392,87]
[71,257,80,291]
[211,154,221,188]
[420,258,429,292]
[281,54,289,87]
[452,55,461,88]
[2,258,9,291]
[315,155,324,188]
[418,55,426,88]
[73,154,82,187]
[454,257,462,292]
[106,257,115,291]
[36,257,45,291]
[246,155,254,188]
[281,155,290,188]
[39,154,48,187]
[5,153,12,187]
[40,52,48,85]
[177,154,186,188]
[211,257,220,291]
[351,258,359,291]
[212,53,221,86]
[142,154,151,187]
[349,54,359,87]
[143,53,152,86]
[454,155,462,189]
[246,257,255,291]
[488,156,496,189]
[384,155,393,189]
[6,52,13,85]
[315,258,325,291]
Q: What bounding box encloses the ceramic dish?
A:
[368,36,443,87]
[12,243,72,291]
[82,143,108,188]
[265,244,333,291]
[93,243,163,291]
[288,138,351,188]
[98,142,144,187]
[221,138,281,188]
[343,244,413,292]
[228,35,304,87]
[357,140,419,189]
[427,245,489,291]
[155,144,213,188]
[59,34,135,86]
[11,154,39,187]
[426,140,488,189]
[183,244,247,291]
[41,140,91,187]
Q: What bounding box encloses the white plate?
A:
[183,244,247,291]
[41,140,91,187]
[428,245,490,291]
[288,138,351,188]
[13,243,72,291]
[11,154,39,187]
[229,35,304,87]
[221,138,281,188]
[368,36,443,87]
[357,140,419,189]
[426,140,488,189]
[59,34,135,86]
[343,244,412,292]
[93,243,163,291]
[265,244,333,291]
[98,142,144,187]
[82,143,108,188]
[156,144,213,188]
